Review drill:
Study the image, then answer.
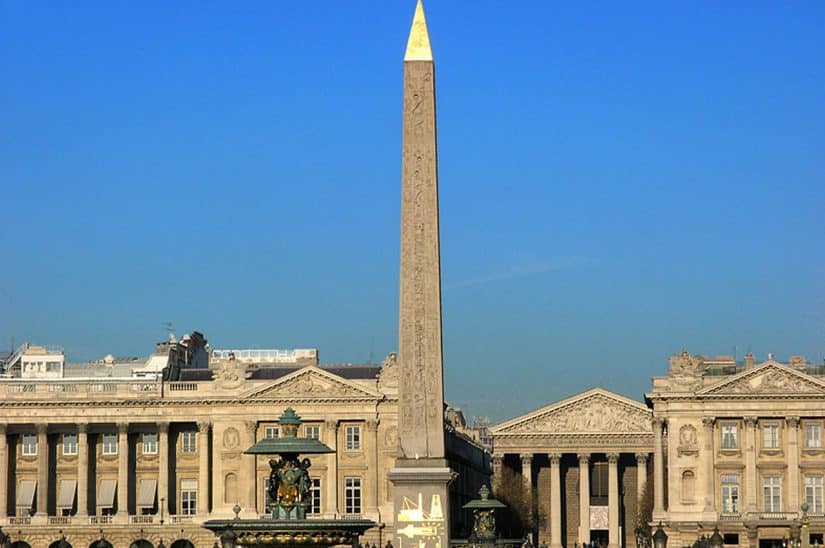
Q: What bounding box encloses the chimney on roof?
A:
[744,353,755,369]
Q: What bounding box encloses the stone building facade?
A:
[490,389,654,548]
[0,355,489,548]
[490,354,825,548]
[648,352,825,548]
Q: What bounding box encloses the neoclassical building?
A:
[490,353,825,548]
[0,355,489,548]
[648,352,825,548]
[490,389,654,548]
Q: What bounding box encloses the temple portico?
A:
[491,388,655,548]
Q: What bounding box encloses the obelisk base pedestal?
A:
[389,459,454,548]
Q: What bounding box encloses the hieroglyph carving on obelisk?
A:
[397,0,445,461]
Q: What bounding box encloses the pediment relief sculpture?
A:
[678,424,698,455]
[378,352,398,391]
[505,394,651,434]
[709,367,824,395]
[248,369,373,400]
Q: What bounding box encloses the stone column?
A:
[744,417,757,513]
[158,422,169,515]
[325,420,339,516]
[702,417,715,512]
[244,421,258,515]
[578,453,591,546]
[366,420,379,514]
[36,424,49,517]
[198,421,211,515]
[492,455,503,490]
[787,417,800,512]
[521,454,533,519]
[635,453,648,508]
[549,453,562,548]
[653,418,666,515]
[117,422,129,519]
[608,453,620,548]
[77,423,88,517]
[0,424,7,518]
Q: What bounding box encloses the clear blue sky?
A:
[2,1,823,421]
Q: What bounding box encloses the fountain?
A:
[203,408,375,547]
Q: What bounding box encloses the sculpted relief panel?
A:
[708,366,825,395]
[506,394,651,434]
[249,370,369,399]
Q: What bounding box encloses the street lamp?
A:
[653,522,668,548]
[710,528,723,548]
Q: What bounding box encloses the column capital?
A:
[787,416,800,428]
[702,417,716,428]
[197,420,212,433]
[607,452,620,464]
[158,421,170,434]
[744,416,758,426]
[520,453,533,464]
[366,419,380,432]
[635,452,649,464]
[244,420,257,435]
[491,454,504,465]
[116,422,129,434]
[577,453,590,464]
[548,452,561,465]
[77,422,88,434]
[36,423,48,435]
[325,419,340,431]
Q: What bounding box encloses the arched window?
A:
[89,540,113,548]
[11,542,33,548]
[130,540,154,548]
[171,541,195,548]
[681,469,696,502]
[49,542,73,548]
[225,472,238,504]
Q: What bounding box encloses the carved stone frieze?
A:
[246,369,376,400]
[498,391,652,435]
[707,366,824,395]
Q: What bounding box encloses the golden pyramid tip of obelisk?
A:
[404,0,432,61]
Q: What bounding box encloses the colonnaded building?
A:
[0,343,489,548]
[490,352,825,548]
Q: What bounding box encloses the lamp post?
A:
[653,522,668,548]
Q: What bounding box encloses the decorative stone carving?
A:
[212,358,251,390]
[678,424,699,456]
[383,425,398,448]
[248,370,372,400]
[377,352,398,391]
[712,367,823,395]
[223,427,240,449]
[504,393,652,434]
[668,350,706,378]
[198,420,211,433]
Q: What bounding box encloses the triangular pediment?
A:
[491,388,652,435]
[243,367,381,400]
[699,362,825,396]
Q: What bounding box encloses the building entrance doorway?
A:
[590,530,609,548]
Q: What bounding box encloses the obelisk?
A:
[389,2,453,548]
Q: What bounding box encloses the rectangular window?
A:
[345,425,361,450]
[806,423,822,449]
[62,434,78,456]
[721,474,740,513]
[305,425,320,440]
[102,433,118,455]
[721,423,738,449]
[309,478,322,514]
[142,433,158,454]
[763,475,781,512]
[763,423,779,449]
[344,477,362,514]
[181,431,197,453]
[805,476,824,513]
[22,434,37,456]
[181,490,197,515]
[264,426,279,439]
